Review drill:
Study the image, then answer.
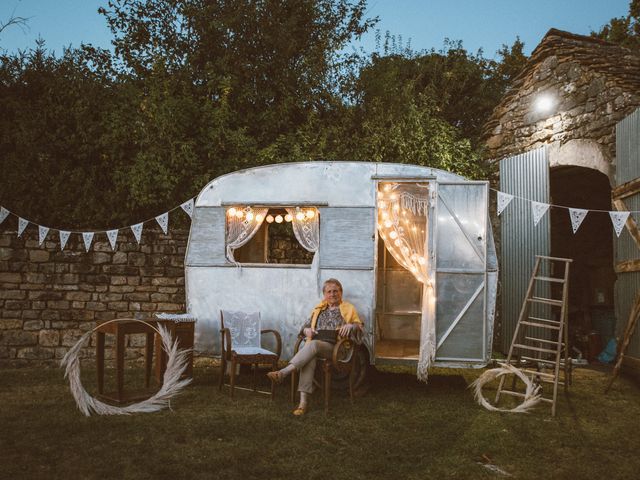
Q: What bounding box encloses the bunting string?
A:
[0,198,195,252]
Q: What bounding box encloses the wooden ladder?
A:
[495,255,572,416]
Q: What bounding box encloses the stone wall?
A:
[0,224,187,364]
[484,30,640,163]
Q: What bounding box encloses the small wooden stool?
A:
[95,318,155,404]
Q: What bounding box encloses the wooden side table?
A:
[95,318,155,404]
[154,320,195,383]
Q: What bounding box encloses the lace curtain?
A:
[377,183,435,382]
[284,207,319,253]
[226,207,269,262]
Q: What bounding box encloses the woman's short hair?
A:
[323,278,343,293]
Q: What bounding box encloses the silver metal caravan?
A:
[185,161,498,370]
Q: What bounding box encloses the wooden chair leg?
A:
[324,366,331,415]
[230,357,237,398]
[218,356,226,391]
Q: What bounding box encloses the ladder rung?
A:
[528,316,561,325]
[535,255,573,263]
[534,276,565,284]
[520,356,557,365]
[521,320,560,330]
[514,344,559,354]
[500,390,553,403]
[520,368,556,379]
[528,297,564,307]
[525,336,564,347]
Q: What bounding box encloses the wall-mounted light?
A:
[534,93,555,114]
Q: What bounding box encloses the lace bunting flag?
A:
[38,226,50,245]
[17,217,29,237]
[131,223,144,244]
[180,199,194,218]
[497,191,514,216]
[568,208,588,234]
[0,207,9,225]
[59,231,71,251]
[155,213,169,235]
[531,201,550,226]
[82,232,94,252]
[106,229,118,250]
[609,211,630,238]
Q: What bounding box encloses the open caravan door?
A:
[434,180,495,368]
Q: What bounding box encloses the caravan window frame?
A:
[222,202,325,268]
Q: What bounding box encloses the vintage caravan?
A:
[185,161,497,379]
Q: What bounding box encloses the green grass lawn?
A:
[1,361,639,480]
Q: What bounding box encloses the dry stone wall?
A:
[0,224,187,365]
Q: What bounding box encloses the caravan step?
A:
[514,344,559,354]
[528,297,564,307]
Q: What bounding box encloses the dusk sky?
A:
[0,0,632,58]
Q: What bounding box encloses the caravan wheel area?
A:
[185,162,498,377]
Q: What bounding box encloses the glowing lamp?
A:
[306,209,315,219]
[384,220,392,228]
[534,93,555,113]
[394,239,401,247]
[296,212,305,221]
[275,215,283,223]
[228,207,237,217]
[285,214,292,222]
[235,210,244,219]
[389,231,398,240]
[266,215,274,223]
[245,212,254,221]
[255,214,264,222]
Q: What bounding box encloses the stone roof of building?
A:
[483,28,640,141]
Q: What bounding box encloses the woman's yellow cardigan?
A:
[309,300,362,330]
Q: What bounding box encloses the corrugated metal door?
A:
[435,181,489,361]
[499,146,551,352]
[614,108,640,363]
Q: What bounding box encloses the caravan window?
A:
[225,206,319,265]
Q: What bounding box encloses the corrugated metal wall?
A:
[499,146,551,353]
[615,108,640,361]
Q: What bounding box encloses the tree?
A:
[592,0,640,51]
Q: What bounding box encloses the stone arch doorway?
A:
[550,165,615,360]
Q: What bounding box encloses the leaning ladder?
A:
[496,255,572,416]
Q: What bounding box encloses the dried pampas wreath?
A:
[60,319,192,416]
[470,363,542,413]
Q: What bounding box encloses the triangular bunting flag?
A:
[106,229,118,250]
[610,211,630,238]
[531,201,550,226]
[38,226,50,245]
[82,232,94,252]
[155,212,169,235]
[568,208,588,234]
[0,207,9,225]
[59,231,71,250]
[17,217,29,237]
[180,199,194,218]
[497,191,514,216]
[131,223,143,244]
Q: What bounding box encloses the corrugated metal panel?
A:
[615,108,640,361]
[499,146,551,353]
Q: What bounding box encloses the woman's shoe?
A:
[292,404,308,416]
[267,371,283,384]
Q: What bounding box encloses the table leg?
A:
[116,331,125,403]
[97,332,105,394]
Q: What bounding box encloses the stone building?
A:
[483,28,640,374]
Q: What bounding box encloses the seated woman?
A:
[267,278,363,415]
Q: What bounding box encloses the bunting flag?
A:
[155,212,169,235]
[531,201,550,226]
[82,232,94,252]
[610,211,630,238]
[131,223,143,244]
[0,207,9,225]
[38,226,50,246]
[17,217,29,237]
[569,208,588,234]
[497,192,514,216]
[106,229,119,250]
[180,199,194,218]
[59,231,71,251]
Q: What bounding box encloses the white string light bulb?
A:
[275,215,283,223]
[245,212,254,221]
[306,209,315,219]
[296,211,305,221]
[228,207,237,217]
[235,210,244,219]
[255,214,264,222]
[284,214,292,222]
[266,215,274,223]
